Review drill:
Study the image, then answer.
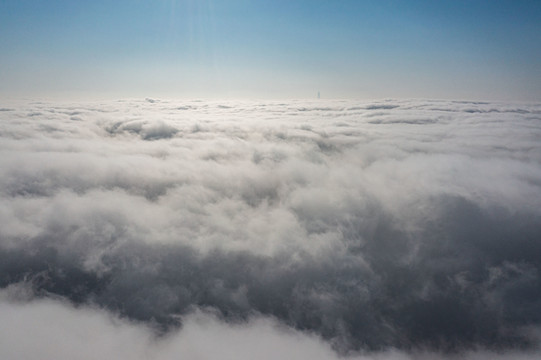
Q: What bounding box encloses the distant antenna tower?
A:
[317,91,320,99]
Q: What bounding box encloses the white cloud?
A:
[1,291,540,360]
[0,98,540,355]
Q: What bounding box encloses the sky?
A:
[1,0,540,100]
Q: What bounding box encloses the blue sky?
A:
[1,0,540,100]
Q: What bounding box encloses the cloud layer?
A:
[1,98,540,357]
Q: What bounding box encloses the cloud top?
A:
[1,98,540,356]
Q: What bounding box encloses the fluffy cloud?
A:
[0,98,540,356]
[1,288,540,360]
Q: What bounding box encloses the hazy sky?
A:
[1,0,540,100]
